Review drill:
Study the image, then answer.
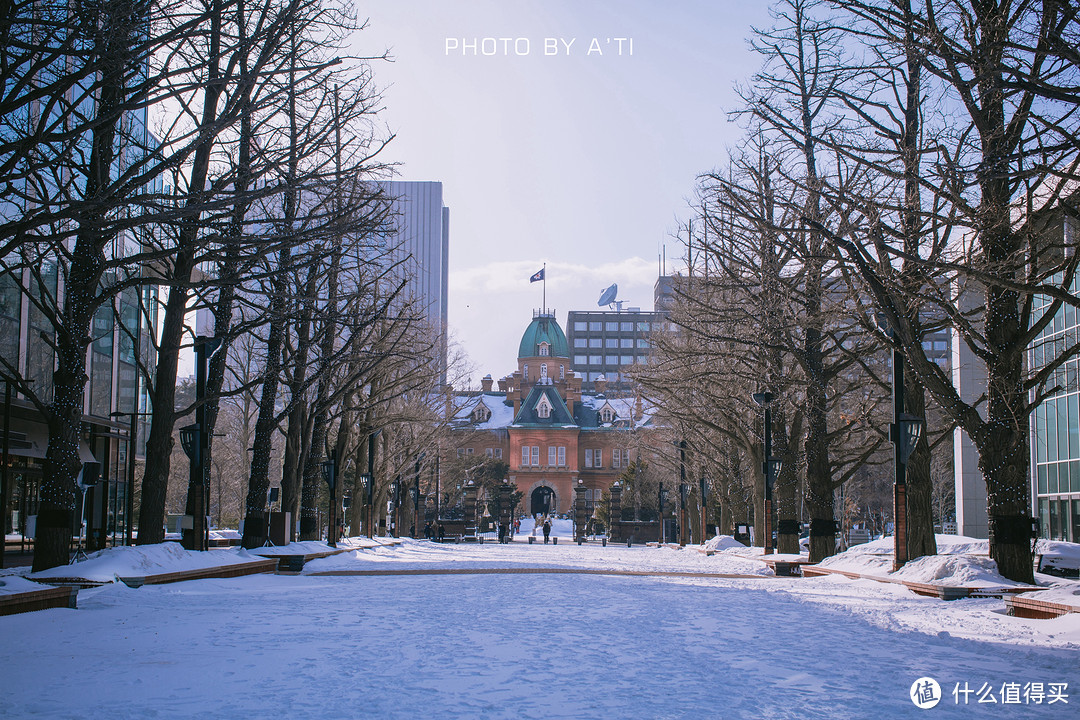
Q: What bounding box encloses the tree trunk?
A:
[903,382,937,559]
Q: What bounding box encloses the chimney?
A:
[595,375,608,395]
[481,374,493,392]
[497,377,508,392]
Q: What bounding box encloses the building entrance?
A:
[531,486,554,516]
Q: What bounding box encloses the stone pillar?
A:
[574,482,588,542]
[464,481,478,537]
[498,482,512,537]
[608,482,623,542]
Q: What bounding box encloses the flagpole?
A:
[543,263,547,314]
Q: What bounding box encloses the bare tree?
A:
[816,0,1080,582]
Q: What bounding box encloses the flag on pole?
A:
[530,268,545,283]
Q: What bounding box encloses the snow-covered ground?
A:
[2,536,1078,719]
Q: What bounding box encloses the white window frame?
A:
[558,446,566,466]
[531,446,540,465]
[522,446,530,466]
[594,449,603,468]
[585,449,593,467]
[548,446,557,466]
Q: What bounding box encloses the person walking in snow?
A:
[543,518,551,543]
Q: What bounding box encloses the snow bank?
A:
[0,575,48,595]
[1019,582,1080,607]
[818,534,1017,586]
[891,554,1024,588]
[701,534,747,552]
[27,542,261,583]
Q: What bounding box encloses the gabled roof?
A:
[512,385,576,427]
[452,393,515,429]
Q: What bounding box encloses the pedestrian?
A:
[543,518,551,543]
[438,522,446,542]
[424,520,433,539]
[498,521,507,544]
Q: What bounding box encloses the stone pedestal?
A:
[574,484,588,541]
[464,482,478,536]
[608,483,623,542]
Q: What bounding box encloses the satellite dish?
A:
[597,283,618,307]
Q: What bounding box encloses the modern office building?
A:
[565,309,661,390]
[1,123,160,553]
[380,181,450,380]
[1030,214,1080,542]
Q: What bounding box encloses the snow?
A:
[2,536,1079,718]
[701,534,750,552]
[817,534,1015,587]
[0,574,49,595]
[27,542,266,583]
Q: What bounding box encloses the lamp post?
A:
[365,428,380,538]
[390,477,400,537]
[678,481,689,547]
[179,423,203,551]
[753,391,781,555]
[1,377,12,569]
[877,314,925,571]
[676,439,687,546]
[180,336,221,552]
[700,475,709,541]
[413,451,425,538]
[321,448,338,547]
[658,484,668,544]
[359,473,372,537]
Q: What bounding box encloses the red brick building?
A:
[447,311,654,516]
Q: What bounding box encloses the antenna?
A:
[597,283,626,311]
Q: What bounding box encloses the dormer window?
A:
[541,363,548,379]
[600,405,616,423]
[539,342,550,356]
[473,403,491,423]
[536,396,552,419]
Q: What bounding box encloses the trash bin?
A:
[528,536,535,544]
[552,537,558,545]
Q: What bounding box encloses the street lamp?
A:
[321,448,338,547]
[178,423,204,551]
[678,482,689,547]
[414,451,426,538]
[752,391,778,555]
[877,313,926,570]
[359,473,372,538]
[390,478,401,537]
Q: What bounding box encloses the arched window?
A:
[536,397,552,419]
[541,363,548,379]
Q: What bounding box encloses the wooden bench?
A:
[117,558,278,588]
[802,564,1043,600]
[0,585,78,616]
[760,557,813,577]
[1004,594,1080,619]
[252,548,351,572]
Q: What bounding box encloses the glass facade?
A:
[1031,217,1080,541]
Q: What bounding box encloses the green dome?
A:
[518,314,568,358]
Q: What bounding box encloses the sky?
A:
[349,1,775,386]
